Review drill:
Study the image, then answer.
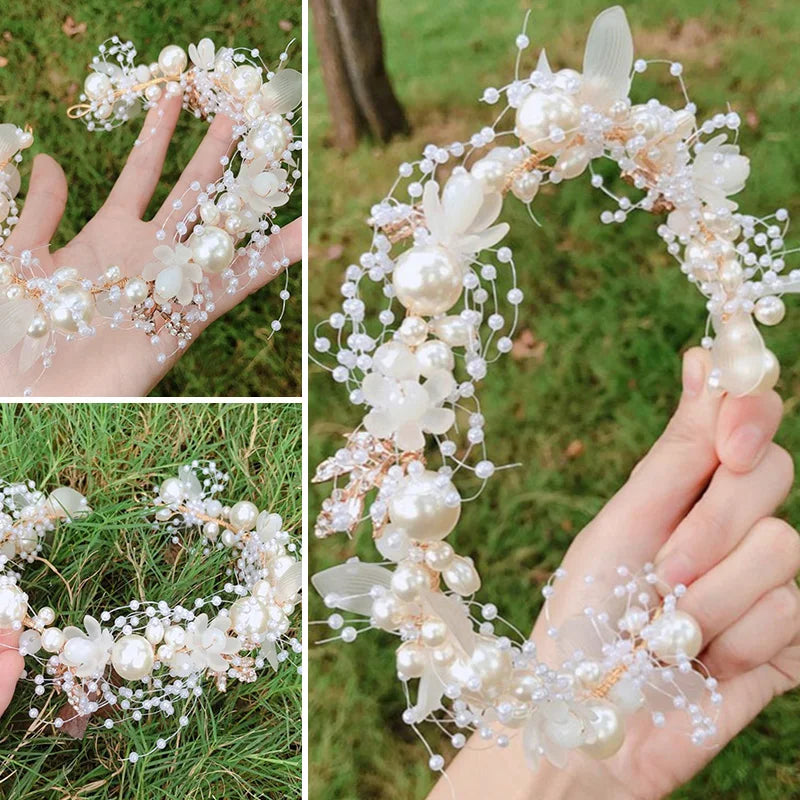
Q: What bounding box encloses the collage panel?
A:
[0,402,302,799]
[0,1,301,399]
[308,2,800,799]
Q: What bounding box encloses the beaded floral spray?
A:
[0,37,301,394]
[0,463,301,762]
[309,5,790,777]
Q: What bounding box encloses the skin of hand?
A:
[429,348,800,800]
[0,95,301,397]
[0,630,22,718]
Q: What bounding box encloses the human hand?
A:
[0,96,301,397]
[429,348,799,800]
[0,629,22,719]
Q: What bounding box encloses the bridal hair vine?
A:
[0,36,301,395]
[305,4,793,773]
[0,462,301,762]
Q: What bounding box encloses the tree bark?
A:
[312,0,409,151]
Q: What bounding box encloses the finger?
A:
[0,629,23,717]
[702,581,800,680]
[655,444,794,586]
[206,217,302,322]
[715,390,783,473]
[680,517,800,643]
[152,113,236,230]
[104,94,183,217]
[590,348,723,563]
[5,154,67,251]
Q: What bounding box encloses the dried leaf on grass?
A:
[62,16,87,37]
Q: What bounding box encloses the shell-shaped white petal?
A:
[275,560,302,603]
[311,562,393,616]
[0,164,21,198]
[441,172,484,236]
[0,298,35,355]
[18,331,48,374]
[260,68,302,115]
[189,38,216,70]
[363,409,396,439]
[408,662,445,723]
[422,180,447,245]
[581,6,634,107]
[261,637,279,670]
[0,124,21,163]
[45,487,90,520]
[154,264,184,301]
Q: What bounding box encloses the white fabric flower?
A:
[362,341,456,451]
[256,511,283,542]
[142,244,202,305]
[61,615,114,678]
[691,134,750,211]
[423,172,509,256]
[188,38,216,70]
[522,699,594,770]
[237,156,290,217]
[185,613,239,673]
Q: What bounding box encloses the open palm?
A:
[431,349,800,799]
[1,95,301,397]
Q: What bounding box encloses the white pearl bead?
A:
[26,313,50,339]
[191,226,234,274]
[144,84,163,102]
[163,625,186,647]
[228,65,262,98]
[555,145,590,179]
[37,606,55,625]
[390,563,429,601]
[515,89,579,152]
[157,45,188,78]
[41,627,65,653]
[199,202,220,225]
[415,340,454,377]
[51,286,94,332]
[203,520,220,540]
[229,501,259,531]
[124,277,149,305]
[396,642,427,679]
[618,605,649,635]
[19,629,42,655]
[581,701,625,759]
[230,597,270,637]
[145,619,165,645]
[112,635,154,680]
[647,610,703,662]
[371,594,402,630]
[0,581,27,627]
[424,541,454,571]
[246,121,290,161]
[392,245,464,316]
[754,296,785,326]
[420,619,448,647]
[719,259,743,292]
[574,659,603,687]
[375,525,410,562]
[159,477,184,504]
[388,470,460,541]
[396,316,429,346]
[84,72,111,100]
[442,555,481,596]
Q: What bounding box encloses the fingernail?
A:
[725,423,768,469]
[656,549,694,586]
[682,351,705,399]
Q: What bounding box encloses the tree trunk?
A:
[311,0,409,150]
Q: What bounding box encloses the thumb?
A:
[0,629,23,718]
[6,152,68,252]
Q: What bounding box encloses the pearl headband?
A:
[0,36,301,395]
[0,462,301,762]
[306,4,792,774]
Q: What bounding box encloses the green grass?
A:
[0,402,302,799]
[0,0,302,397]
[309,2,800,798]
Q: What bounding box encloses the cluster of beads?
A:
[0,463,301,762]
[0,36,301,394]
[310,6,745,773]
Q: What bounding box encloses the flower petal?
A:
[581,5,634,107]
[310,562,393,616]
[394,421,426,451]
[420,407,455,436]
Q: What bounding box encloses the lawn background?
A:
[308,1,800,798]
[0,402,302,800]
[0,0,301,397]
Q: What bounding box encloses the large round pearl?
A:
[390,563,429,601]
[111,634,154,680]
[41,627,66,653]
[246,121,290,161]
[388,470,460,541]
[0,581,27,627]
[228,65,262,98]
[647,610,703,662]
[581,701,625,759]
[392,245,464,317]
[124,277,149,305]
[157,45,188,78]
[469,639,512,693]
[51,286,94,332]
[84,72,111,100]
[160,477,184,504]
[420,619,448,647]
[515,90,579,152]
[230,596,270,637]
[229,500,259,531]
[415,340,454,378]
[754,296,786,327]
[396,642,427,679]
[191,226,234,274]
[442,555,481,596]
